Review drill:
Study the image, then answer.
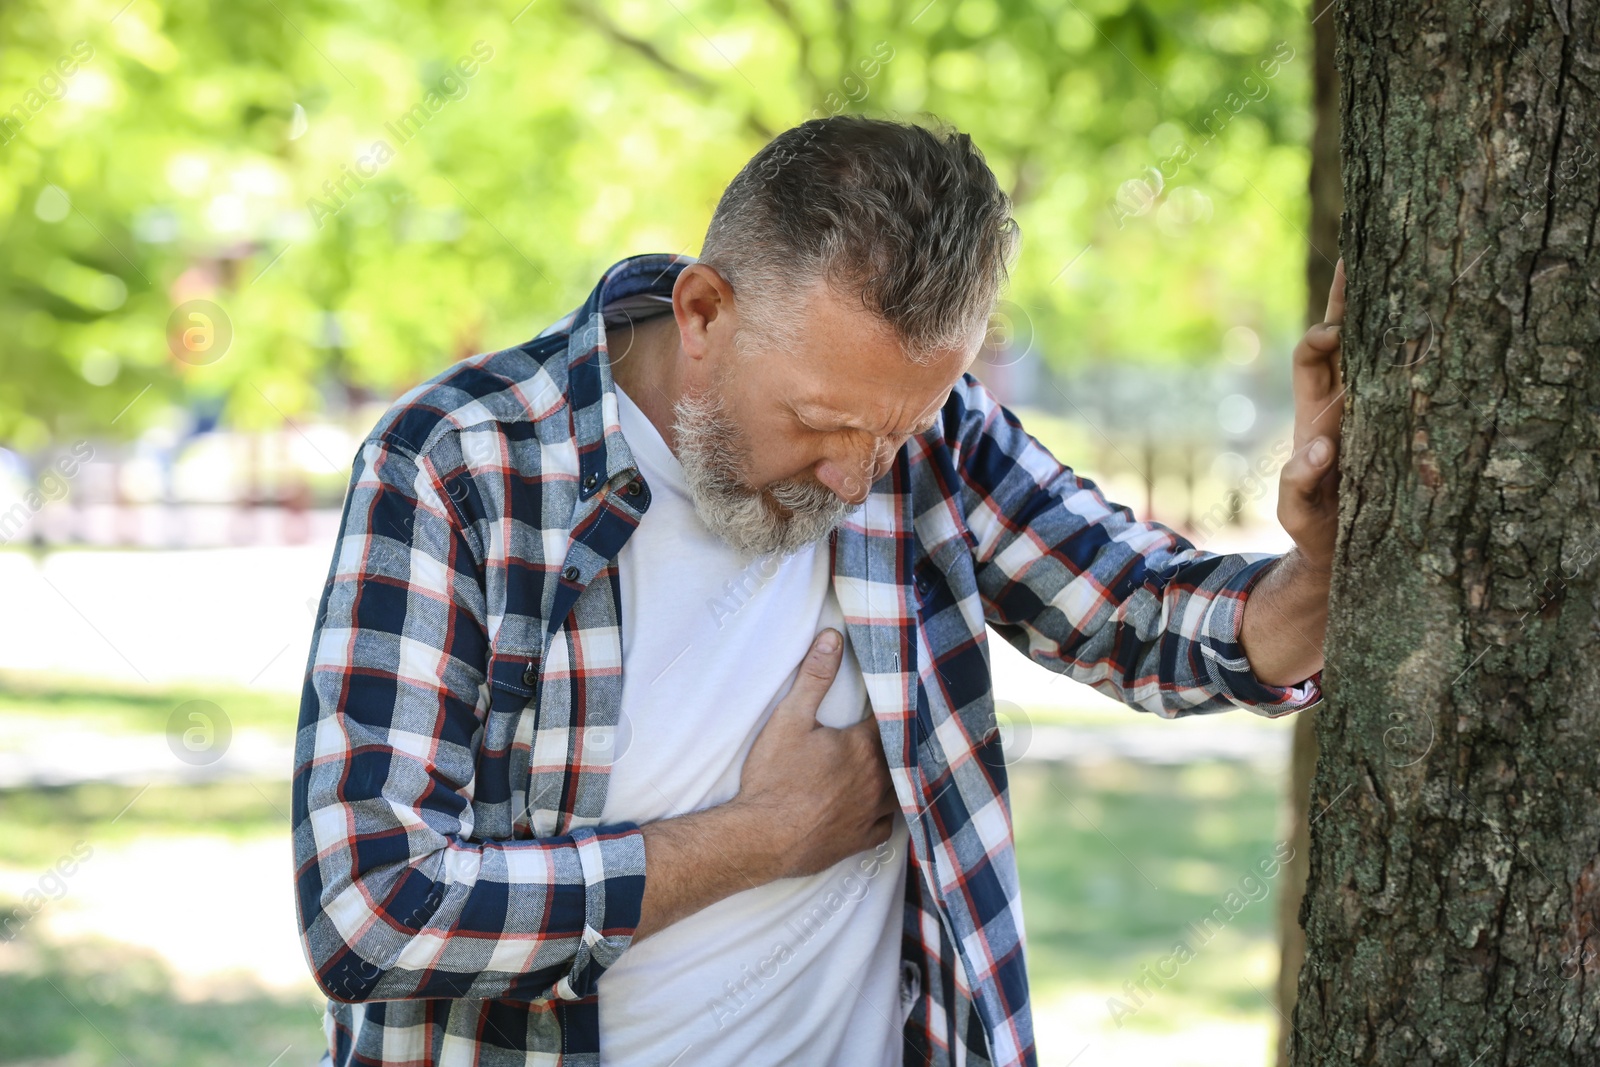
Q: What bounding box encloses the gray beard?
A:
[671,386,856,557]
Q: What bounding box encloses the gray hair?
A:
[700,115,1020,362]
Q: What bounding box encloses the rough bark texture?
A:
[1292,2,1600,1064]
[1276,7,1344,1064]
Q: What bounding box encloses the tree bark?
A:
[1276,6,1344,1064]
[1292,2,1600,1064]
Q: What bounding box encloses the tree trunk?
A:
[1275,6,1343,1065]
[1292,3,1600,1064]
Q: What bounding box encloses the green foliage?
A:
[0,934,323,1067]
[0,0,1315,445]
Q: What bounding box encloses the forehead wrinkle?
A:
[800,392,944,438]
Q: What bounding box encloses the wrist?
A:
[718,794,793,883]
[1285,545,1334,582]
[635,799,788,942]
[1239,549,1331,688]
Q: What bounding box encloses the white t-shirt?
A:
[596,382,911,1067]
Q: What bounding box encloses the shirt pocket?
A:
[918,690,1001,775]
[471,647,540,840]
[910,641,999,786]
[910,546,999,766]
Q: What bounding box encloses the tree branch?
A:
[832,0,856,83]
[758,0,828,107]
[565,1,775,141]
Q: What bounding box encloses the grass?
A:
[0,667,1284,736]
[0,779,292,868]
[0,676,1295,1063]
[1011,757,1291,1028]
[0,935,325,1067]
[0,671,301,740]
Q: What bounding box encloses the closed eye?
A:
[888,411,942,444]
[794,404,941,440]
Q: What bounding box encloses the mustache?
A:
[671,386,854,555]
[767,475,843,513]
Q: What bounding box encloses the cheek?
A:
[751,431,822,488]
[719,393,816,486]
[708,393,796,483]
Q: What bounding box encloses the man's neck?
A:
[608,313,684,455]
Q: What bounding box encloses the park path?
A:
[0,543,1292,788]
[1,543,1291,1067]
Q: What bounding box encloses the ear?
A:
[672,263,736,362]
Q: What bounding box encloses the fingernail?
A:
[816,629,840,653]
[1308,438,1331,466]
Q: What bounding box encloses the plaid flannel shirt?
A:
[292,253,1322,1067]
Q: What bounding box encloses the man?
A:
[292,116,1344,1067]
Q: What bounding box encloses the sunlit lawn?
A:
[0,942,321,1067]
[1012,757,1289,1065]
[0,676,1291,1066]
[0,673,302,740]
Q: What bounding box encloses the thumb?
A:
[767,628,844,730]
[1283,436,1337,504]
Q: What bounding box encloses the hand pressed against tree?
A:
[1238,258,1346,688]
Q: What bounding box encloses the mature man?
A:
[292,116,1344,1067]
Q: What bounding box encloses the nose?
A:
[814,442,891,506]
[814,458,871,505]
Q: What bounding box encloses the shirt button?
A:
[625,479,642,496]
[522,662,538,687]
[562,565,580,581]
[582,472,599,490]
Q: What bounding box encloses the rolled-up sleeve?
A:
[1194,555,1323,716]
[291,435,646,1005]
[947,373,1323,719]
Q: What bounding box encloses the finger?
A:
[1324,257,1346,325]
[1281,435,1339,507]
[842,715,888,759]
[1294,264,1346,399]
[1297,320,1342,357]
[1293,299,1346,449]
[774,629,844,723]
[1292,346,1343,445]
[874,787,900,821]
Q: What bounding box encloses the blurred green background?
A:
[0,0,1320,1063]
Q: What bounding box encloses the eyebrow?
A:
[800,404,943,436]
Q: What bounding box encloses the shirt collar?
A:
[558,253,696,503]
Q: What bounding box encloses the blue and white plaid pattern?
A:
[292,253,1321,1066]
